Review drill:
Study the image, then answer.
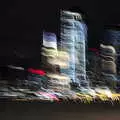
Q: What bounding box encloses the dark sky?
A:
[0,0,120,67]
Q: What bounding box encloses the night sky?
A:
[0,0,120,68]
